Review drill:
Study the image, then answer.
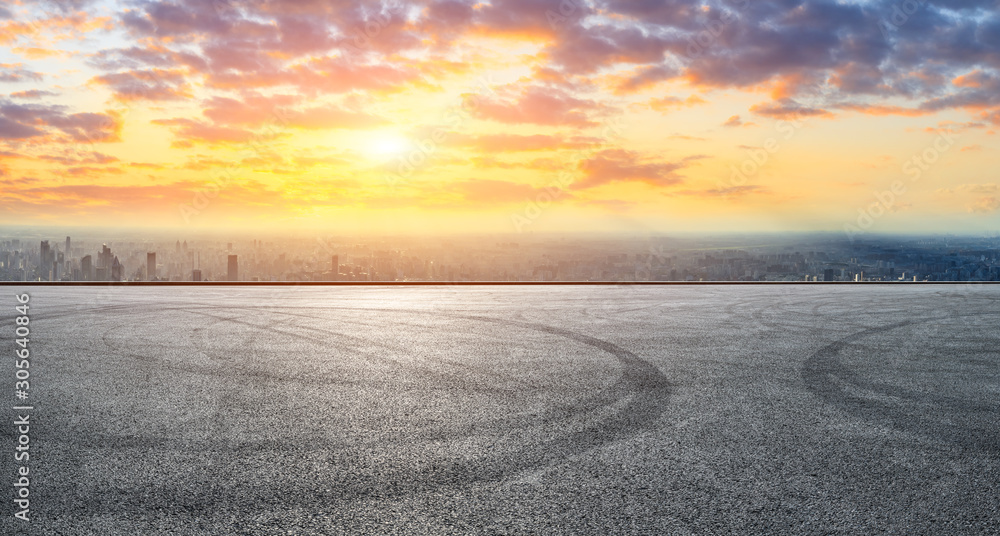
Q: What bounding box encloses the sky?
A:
[0,0,999,236]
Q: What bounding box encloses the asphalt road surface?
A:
[1,285,998,535]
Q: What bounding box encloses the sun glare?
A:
[365,132,411,160]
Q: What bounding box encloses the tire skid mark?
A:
[32,302,673,516]
[63,306,665,448]
[97,308,390,386]
[189,308,530,397]
[802,315,1000,454]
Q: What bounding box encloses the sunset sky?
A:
[1,0,999,235]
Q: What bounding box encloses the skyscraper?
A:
[228,255,239,282]
[81,255,93,281]
[39,240,51,281]
[65,236,71,255]
[99,244,112,274]
[147,252,156,281]
[111,256,123,281]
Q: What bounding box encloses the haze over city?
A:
[4,229,1000,282]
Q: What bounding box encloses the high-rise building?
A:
[99,244,112,274]
[824,268,835,282]
[192,269,202,282]
[81,255,93,281]
[39,241,51,281]
[65,236,71,255]
[228,255,239,282]
[111,256,123,281]
[331,255,339,281]
[147,252,156,281]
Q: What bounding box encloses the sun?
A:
[364,131,411,161]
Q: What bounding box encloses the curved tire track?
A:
[802,316,1000,454]
[25,303,673,517]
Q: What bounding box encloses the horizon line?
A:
[2,281,998,287]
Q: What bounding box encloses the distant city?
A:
[2,231,1000,283]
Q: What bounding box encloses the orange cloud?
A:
[91,68,193,102]
[470,156,563,170]
[0,63,43,82]
[11,47,68,59]
[574,149,687,190]
[0,101,122,144]
[0,179,304,222]
[838,103,933,117]
[750,99,832,119]
[206,56,424,95]
[455,133,599,152]
[447,179,571,206]
[473,84,611,127]
[722,115,743,127]
[151,118,261,146]
[673,185,768,199]
[0,12,112,46]
[953,70,988,88]
[770,72,821,100]
[648,95,707,113]
[65,166,124,178]
[9,89,59,99]
[969,196,1000,213]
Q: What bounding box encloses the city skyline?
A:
[4,230,1000,283]
[1,1,999,234]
